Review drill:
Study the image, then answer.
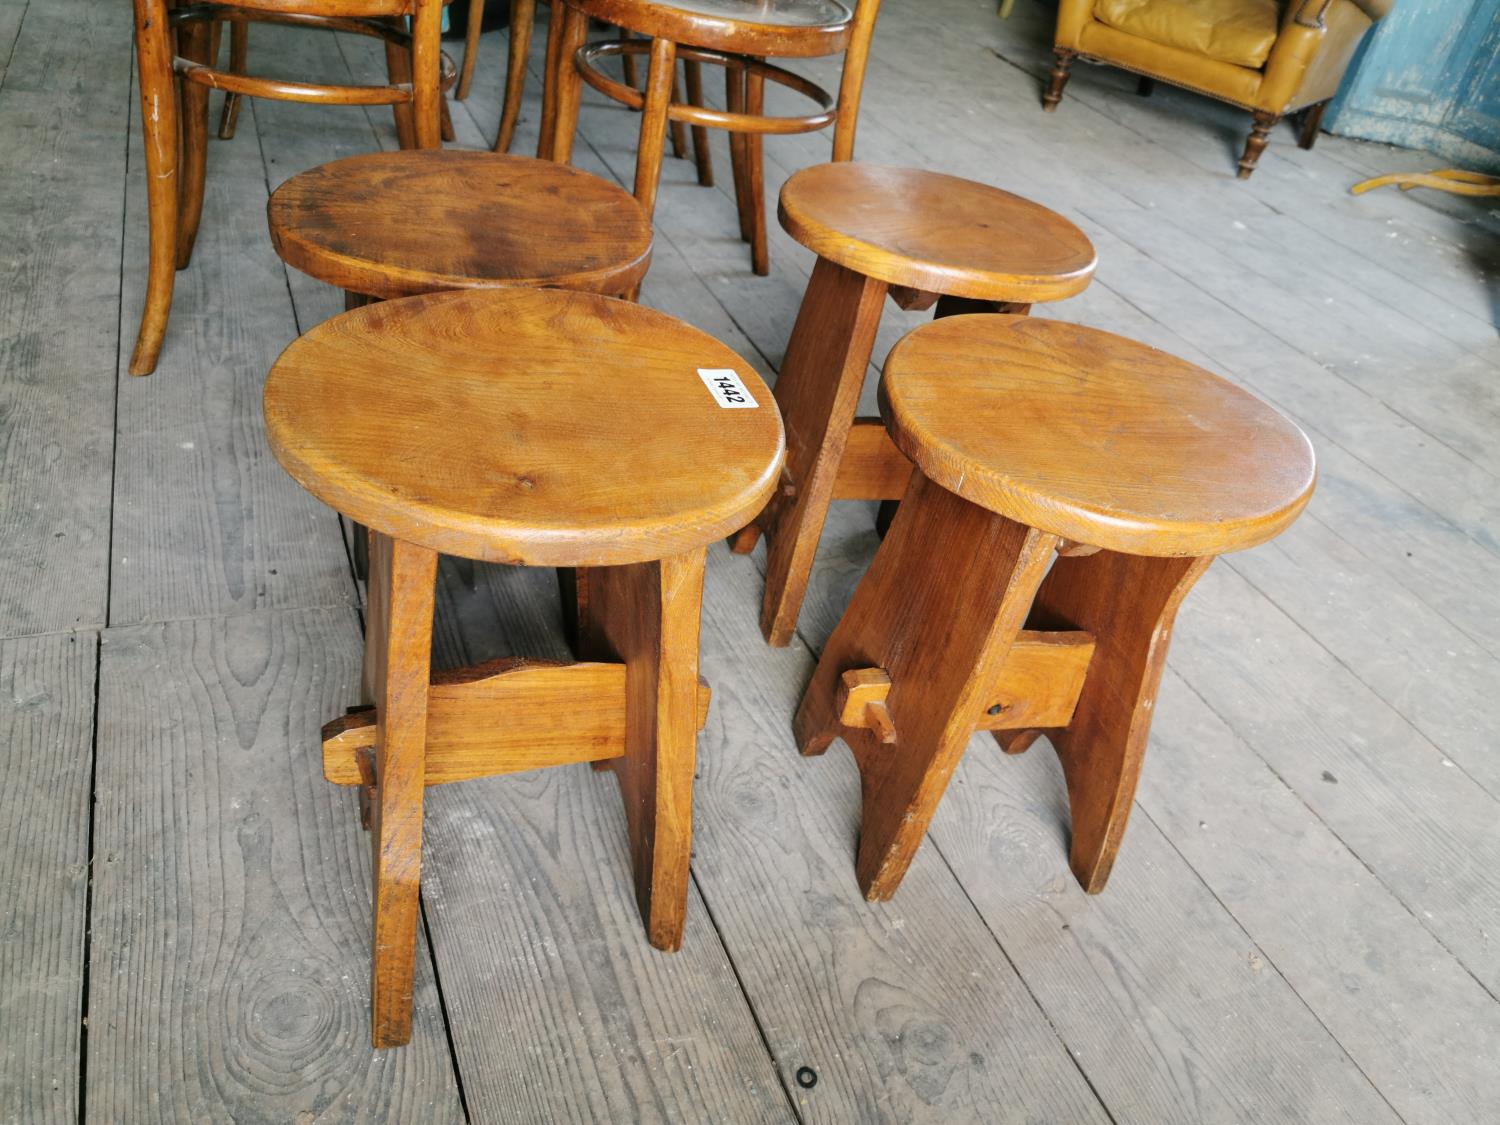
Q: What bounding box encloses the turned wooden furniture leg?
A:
[493,0,534,152]
[830,0,878,161]
[632,37,677,216]
[547,4,589,163]
[725,66,753,242]
[384,35,417,149]
[758,258,887,646]
[1239,110,1279,179]
[362,533,438,1049]
[589,550,706,949]
[744,64,768,276]
[1043,48,1073,111]
[1026,550,1210,892]
[410,0,444,148]
[129,0,180,376]
[795,474,1058,899]
[174,18,211,270]
[456,0,485,99]
[217,20,247,139]
[669,68,689,161]
[683,59,713,186]
[1298,100,1328,150]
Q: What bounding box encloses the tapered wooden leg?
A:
[758,258,887,647]
[1043,47,1072,111]
[725,66,752,242]
[590,549,706,949]
[536,0,564,158]
[548,4,588,164]
[632,38,677,217]
[129,0,181,376]
[1028,550,1210,892]
[410,1,445,148]
[493,0,534,152]
[174,20,211,270]
[456,0,485,99]
[744,65,768,276]
[362,533,438,1048]
[684,59,713,186]
[621,29,639,91]
[1298,100,1328,150]
[795,474,1058,899]
[1238,110,1279,179]
[384,36,417,150]
[669,68,688,160]
[217,20,247,139]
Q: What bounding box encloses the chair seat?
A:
[268,151,653,299]
[567,0,853,56]
[264,288,785,567]
[880,315,1315,557]
[778,163,1097,303]
[1094,0,1281,69]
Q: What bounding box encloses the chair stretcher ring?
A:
[576,40,837,135]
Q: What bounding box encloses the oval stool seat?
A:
[881,314,1316,557]
[779,162,1098,303]
[265,287,784,567]
[267,151,653,299]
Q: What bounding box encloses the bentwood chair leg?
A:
[589,550,706,950]
[669,69,688,160]
[217,20,247,139]
[632,37,677,216]
[174,19,212,270]
[384,36,418,149]
[548,5,588,164]
[493,0,534,152]
[744,65,768,275]
[683,59,713,186]
[536,0,564,158]
[830,0,879,160]
[409,0,445,148]
[725,67,752,242]
[456,0,485,99]
[129,0,181,376]
[621,27,638,90]
[362,533,438,1049]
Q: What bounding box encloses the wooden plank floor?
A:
[3,0,1499,1120]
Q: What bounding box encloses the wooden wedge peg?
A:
[837,668,897,744]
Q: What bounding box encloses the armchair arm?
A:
[1260,0,1384,112]
[1054,0,1095,51]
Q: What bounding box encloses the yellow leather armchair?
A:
[1043,0,1393,177]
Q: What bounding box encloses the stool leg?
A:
[217,20,247,139]
[795,474,1058,900]
[493,0,534,153]
[362,533,438,1048]
[1028,550,1211,892]
[744,64,768,276]
[669,68,689,161]
[547,3,588,164]
[757,258,887,647]
[590,549,705,950]
[456,0,485,100]
[683,59,713,186]
[632,37,677,217]
[536,0,563,158]
[129,0,181,376]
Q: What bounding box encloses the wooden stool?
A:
[263,287,784,1047]
[269,149,653,587]
[544,0,881,275]
[735,162,1097,647]
[795,314,1315,902]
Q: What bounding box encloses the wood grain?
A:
[0,0,132,638]
[881,314,1317,557]
[264,287,785,568]
[88,609,462,1119]
[268,150,652,299]
[0,632,95,1124]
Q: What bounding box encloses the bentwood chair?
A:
[127,0,449,376]
[545,0,881,275]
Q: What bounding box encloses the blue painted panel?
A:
[1326,0,1500,171]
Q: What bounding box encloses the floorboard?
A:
[0,631,96,1124]
[87,608,462,1122]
